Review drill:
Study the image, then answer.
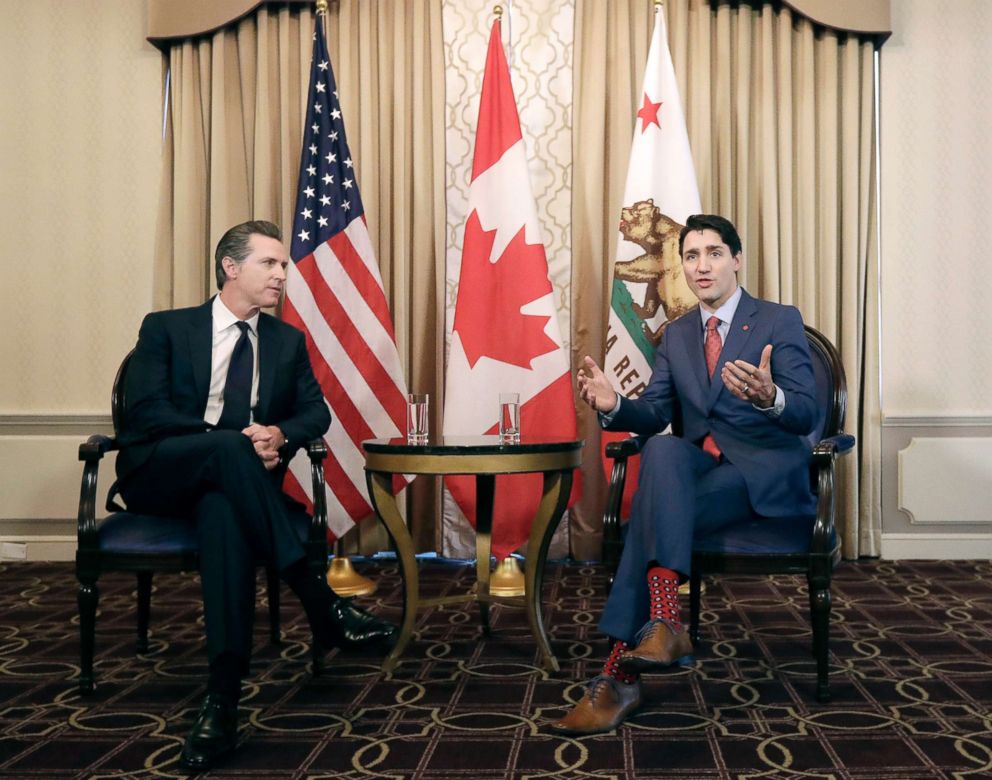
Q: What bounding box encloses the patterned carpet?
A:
[1,558,992,779]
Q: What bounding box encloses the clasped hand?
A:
[241,424,287,470]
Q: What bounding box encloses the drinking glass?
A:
[407,393,429,443]
[498,392,520,443]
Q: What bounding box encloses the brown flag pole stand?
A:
[326,537,377,597]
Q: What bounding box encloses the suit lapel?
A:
[256,314,277,421]
[677,309,709,401]
[707,289,758,410]
[187,299,214,411]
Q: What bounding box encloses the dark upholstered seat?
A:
[75,350,329,694]
[602,325,854,702]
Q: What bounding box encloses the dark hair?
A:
[214,220,282,289]
[678,214,742,257]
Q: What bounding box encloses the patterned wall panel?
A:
[0,0,162,413]
[881,0,992,416]
[442,0,573,346]
[441,0,574,558]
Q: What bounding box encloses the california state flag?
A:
[443,18,580,561]
[605,6,701,516]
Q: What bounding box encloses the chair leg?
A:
[136,572,152,654]
[807,571,832,703]
[266,566,281,644]
[689,569,702,643]
[78,580,99,695]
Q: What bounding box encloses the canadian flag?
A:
[604,6,701,516]
[443,18,580,561]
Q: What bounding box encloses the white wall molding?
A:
[881,533,992,560]
[0,414,112,436]
[884,415,992,428]
[881,419,992,558]
[897,437,992,525]
[0,536,76,562]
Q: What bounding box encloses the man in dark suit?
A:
[551,214,817,734]
[116,220,395,770]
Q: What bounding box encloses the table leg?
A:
[523,469,573,672]
[366,470,417,673]
[474,474,495,635]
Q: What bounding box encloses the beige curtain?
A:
[153,0,882,560]
[153,1,447,552]
[571,0,882,560]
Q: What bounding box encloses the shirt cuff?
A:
[597,392,622,427]
[754,384,785,417]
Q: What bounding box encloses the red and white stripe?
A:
[283,218,407,540]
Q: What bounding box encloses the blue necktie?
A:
[217,321,253,430]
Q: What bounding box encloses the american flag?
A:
[282,15,409,540]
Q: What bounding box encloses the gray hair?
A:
[214,220,282,289]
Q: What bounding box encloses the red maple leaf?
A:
[453,210,558,369]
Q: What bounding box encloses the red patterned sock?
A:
[601,639,638,684]
[647,565,682,629]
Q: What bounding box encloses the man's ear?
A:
[221,256,238,281]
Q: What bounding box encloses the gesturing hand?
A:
[720,344,775,408]
[576,356,618,413]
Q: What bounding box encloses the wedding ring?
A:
[742,382,749,394]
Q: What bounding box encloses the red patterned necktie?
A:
[701,315,722,459]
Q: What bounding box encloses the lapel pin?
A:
[742,325,750,331]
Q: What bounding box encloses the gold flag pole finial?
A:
[654,0,663,8]
[494,5,503,19]
[315,0,329,15]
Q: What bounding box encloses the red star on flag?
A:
[636,92,663,133]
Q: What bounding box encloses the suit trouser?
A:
[119,430,308,670]
[598,434,754,644]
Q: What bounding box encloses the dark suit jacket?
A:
[116,298,330,482]
[607,289,817,517]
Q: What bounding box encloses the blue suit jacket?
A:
[115,298,330,482]
[607,289,817,517]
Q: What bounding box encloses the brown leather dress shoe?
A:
[618,619,694,675]
[547,676,642,735]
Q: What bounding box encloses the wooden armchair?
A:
[75,350,329,694]
[601,325,855,701]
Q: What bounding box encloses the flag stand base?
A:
[489,556,526,597]
[326,556,377,597]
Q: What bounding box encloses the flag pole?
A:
[479,0,528,600]
[307,0,376,598]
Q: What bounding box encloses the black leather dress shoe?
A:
[180,693,238,772]
[319,597,397,651]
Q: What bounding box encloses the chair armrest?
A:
[79,434,118,461]
[811,432,855,466]
[605,436,644,461]
[77,435,118,548]
[304,439,330,553]
[808,433,855,556]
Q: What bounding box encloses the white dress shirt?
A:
[204,296,261,426]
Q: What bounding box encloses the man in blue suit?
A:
[116,221,396,770]
[551,214,817,734]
